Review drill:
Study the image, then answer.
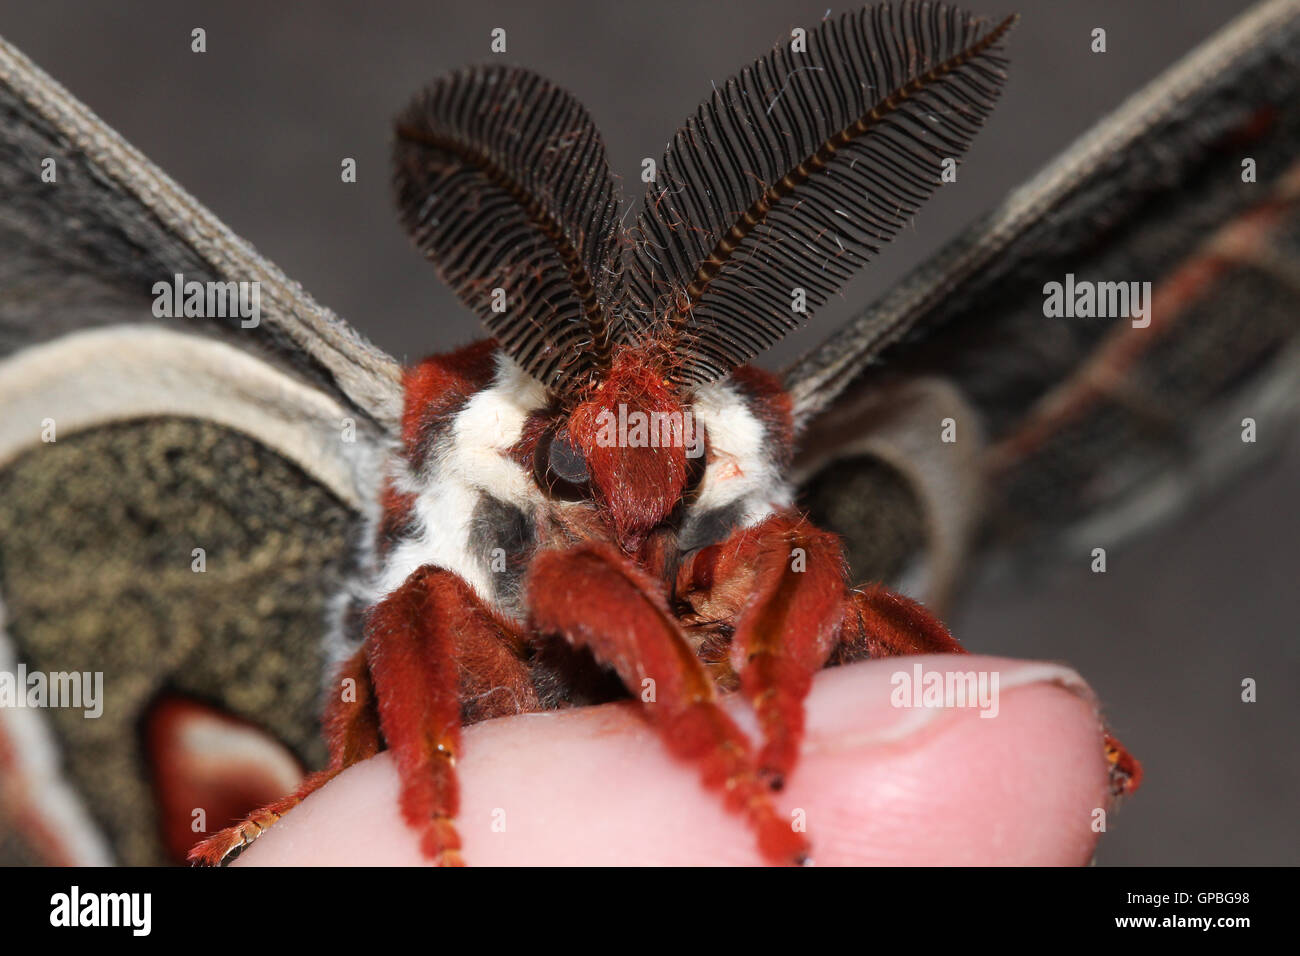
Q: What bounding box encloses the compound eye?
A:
[534,426,590,501]
[683,444,707,498]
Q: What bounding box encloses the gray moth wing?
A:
[786,0,1300,608]
[0,34,400,864]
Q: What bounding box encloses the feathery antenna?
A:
[393,65,624,389]
[626,2,1015,387]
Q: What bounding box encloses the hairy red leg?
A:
[452,599,542,725]
[834,583,968,661]
[362,566,471,866]
[1103,733,1143,798]
[364,563,537,865]
[188,647,381,865]
[678,514,849,791]
[192,562,536,867]
[529,542,810,866]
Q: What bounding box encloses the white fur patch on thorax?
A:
[365,355,791,622]
[375,355,547,610]
[686,380,794,534]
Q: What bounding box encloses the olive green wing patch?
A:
[0,418,362,865]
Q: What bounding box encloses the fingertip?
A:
[239,656,1116,866]
[790,657,1110,865]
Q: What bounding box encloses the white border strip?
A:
[0,596,113,865]
[0,325,389,509]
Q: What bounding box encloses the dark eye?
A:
[534,426,590,501]
[683,443,707,499]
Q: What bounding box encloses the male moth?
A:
[1,0,1297,866]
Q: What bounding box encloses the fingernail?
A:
[796,655,1096,756]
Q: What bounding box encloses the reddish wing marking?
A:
[146,696,303,863]
[987,158,1300,474]
[188,647,381,865]
[0,717,82,865]
[528,542,811,866]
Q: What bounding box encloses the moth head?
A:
[553,350,702,550]
[392,4,1015,527]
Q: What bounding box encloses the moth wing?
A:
[0,34,403,430]
[0,35,396,864]
[785,0,1300,609]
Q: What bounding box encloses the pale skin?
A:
[237,655,1111,866]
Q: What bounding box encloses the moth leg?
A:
[528,542,810,866]
[188,646,381,866]
[832,583,968,662]
[677,514,848,792]
[191,565,534,867]
[1103,733,1143,799]
[362,565,484,867]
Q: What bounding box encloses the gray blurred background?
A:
[1,0,1295,864]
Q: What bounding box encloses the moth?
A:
[1,0,1297,866]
